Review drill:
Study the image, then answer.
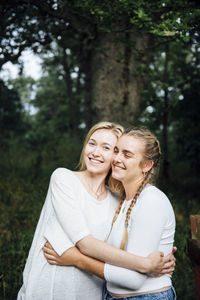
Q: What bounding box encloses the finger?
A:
[43,250,58,260]
[163,261,175,269]
[170,256,176,263]
[43,252,54,260]
[161,268,174,275]
[172,246,177,254]
[47,259,58,265]
[163,253,174,263]
[158,264,175,275]
[43,247,53,255]
[44,241,49,247]
[45,241,54,249]
[160,252,164,257]
[161,263,176,273]
[43,252,58,262]
[43,246,58,257]
[164,252,171,259]
[161,264,174,273]
[165,256,175,264]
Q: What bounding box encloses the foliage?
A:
[0,80,25,138]
[0,177,45,300]
[173,68,200,176]
[0,1,53,69]
[173,217,196,299]
[1,0,200,127]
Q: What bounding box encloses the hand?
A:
[148,246,177,276]
[160,246,177,276]
[146,251,165,274]
[43,241,81,266]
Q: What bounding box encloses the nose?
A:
[92,146,101,156]
[112,152,122,163]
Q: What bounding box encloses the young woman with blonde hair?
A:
[44,127,176,299]
[18,122,175,299]
[103,128,176,299]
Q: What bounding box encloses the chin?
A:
[111,172,121,180]
[87,165,101,172]
[87,165,109,175]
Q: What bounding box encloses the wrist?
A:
[76,253,85,269]
[139,257,151,273]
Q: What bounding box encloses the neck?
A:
[123,177,143,201]
[81,170,107,198]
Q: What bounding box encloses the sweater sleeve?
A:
[50,168,91,246]
[44,215,74,256]
[104,264,147,290]
[104,187,174,290]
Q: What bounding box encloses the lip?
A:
[112,164,125,170]
[89,157,104,164]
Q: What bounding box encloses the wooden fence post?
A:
[188,215,200,300]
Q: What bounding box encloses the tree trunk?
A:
[62,47,78,135]
[89,29,150,126]
[83,48,96,131]
[162,44,170,180]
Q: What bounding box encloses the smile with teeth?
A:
[89,157,104,164]
[113,164,125,170]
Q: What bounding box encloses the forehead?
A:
[90,129,118,144]
[116,135,145,153]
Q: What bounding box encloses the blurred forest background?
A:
[0,1,200,299]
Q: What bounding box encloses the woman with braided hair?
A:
[43,127,176,300]
[102,127,176,299]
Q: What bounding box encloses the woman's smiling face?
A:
[84,129,118,176]
[111,135,146,184]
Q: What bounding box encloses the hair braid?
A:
[112,198,124,226]
[105,198,124,242]
[120,170,153,250]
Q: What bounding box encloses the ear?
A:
[142,160,154,173]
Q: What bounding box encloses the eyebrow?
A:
[89,139,113,147]
[88,138,96,143]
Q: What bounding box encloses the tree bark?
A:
[62,47,78,135]
[162,43,170,180]
[89,29,150,126]
[83,48,95,131]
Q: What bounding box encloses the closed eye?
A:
[124,154,132,158]
[123,150,134,158]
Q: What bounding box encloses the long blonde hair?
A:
[108,128,161,250]
[78,121,124,171]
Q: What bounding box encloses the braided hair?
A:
[108,128,161,250]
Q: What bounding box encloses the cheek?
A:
[84,145,91,155]
[110,156,115,165]
[104,153,113,164]
[111,152,117,161]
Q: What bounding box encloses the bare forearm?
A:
[43,242,105,278]
[77,235,149,273]
[77,253,105,279]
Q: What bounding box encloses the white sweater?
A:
[104,184,176,295]
[17,168,119,300]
